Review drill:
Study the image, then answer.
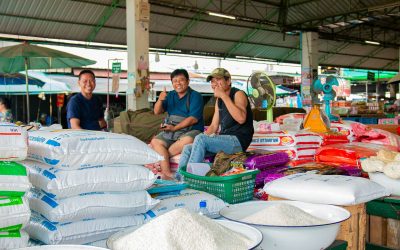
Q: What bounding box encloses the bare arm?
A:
[204,100,220,135]
[220,91,248,124]
[154,88,167,115]
[154,99,164,115]
[69,118,82,129]
[99,118,107,129]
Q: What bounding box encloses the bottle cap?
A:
[199,201,206,208]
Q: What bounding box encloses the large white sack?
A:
[0,229,29,250]
[369,172,400,196]
[264,173,390,205]
[0,122,28,162]
[145,189,226,220]
[0,196,30,229]
[28,189,159,223]
[0,161,31,196]
[27,213,144,245]
[28,130,163,168]
[85,239,108,248]
[23,160,156,199]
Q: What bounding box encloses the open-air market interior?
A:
[0,1,400,250]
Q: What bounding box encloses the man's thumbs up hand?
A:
[159,86,167,101]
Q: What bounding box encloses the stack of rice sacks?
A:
[22,129,163,246]
[0,122,31,249]
[248,130,322,165]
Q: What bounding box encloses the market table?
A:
[327,240,348,250]
[366,196,400,250]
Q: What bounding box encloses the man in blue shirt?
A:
[150,69,204,179]
[66,69,106,130]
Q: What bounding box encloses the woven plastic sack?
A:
[0,226,29,250]
[28,130,163,169]
[27,213,144,245]
[23,160,156,199]
[28,189,159,223]
[0,196,30,229]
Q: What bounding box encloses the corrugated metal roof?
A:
[0,0,398,71]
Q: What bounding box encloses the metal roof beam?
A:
[319,42,350,63]
[86,0,120,44]
[0,12,124,30]
[383,60,398,70]
[351,47,385,67]
[278,45,299,62]
[223,9,279,58]
[164,0,212,51]
[287,1,400,27]
[150,0,278,26]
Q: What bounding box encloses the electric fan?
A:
[247,71,276,122]
[313,75,339,121]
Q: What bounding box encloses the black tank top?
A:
[218,87,254,151]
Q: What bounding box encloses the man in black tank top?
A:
[179,68,254,169]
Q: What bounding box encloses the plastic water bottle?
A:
[198,201,219,219]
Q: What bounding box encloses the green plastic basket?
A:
[179,167,259,204]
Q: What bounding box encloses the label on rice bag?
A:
[0,196,31,229]
[251,130,322,147]
[0,122,28,161]
[0,162,31,196]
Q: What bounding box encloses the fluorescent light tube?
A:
[208,12,236,20]
[365,40,380,45]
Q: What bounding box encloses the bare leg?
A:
[150,138,173,179]
[168,136,194,157]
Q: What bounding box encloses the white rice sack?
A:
[0,122,28,162]
[28,189,159,223]
[0,196,30,229]
[264,173,390,205]
[85,239,108,248]
[28,130,163,169]
[0,229,29,250]
[145,189,226,220]
[0,162,31,196]
[27,213,144,245]
[369,172,400,196]
[23,160,156,199]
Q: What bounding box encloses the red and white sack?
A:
[331,121,356,142]
[0,123,28,161]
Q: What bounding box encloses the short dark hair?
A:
[0,96,11,109]
[79,69,96,80]
[170,69,189,81]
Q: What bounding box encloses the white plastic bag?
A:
[145,189,226,220]
[23,160,156,199]
[28,130,163,169]
[0,162,31,196]
[0,122,28,162]
[369,172,400,196]
[0,196,30,229]
[264,173,390,205]
[0,229,29,250]
[27,213,144,245]
[29,189,159,223]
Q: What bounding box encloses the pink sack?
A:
[351,122,400,151]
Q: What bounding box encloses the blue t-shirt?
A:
[162,88,204,132]
[66,93,103,130]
